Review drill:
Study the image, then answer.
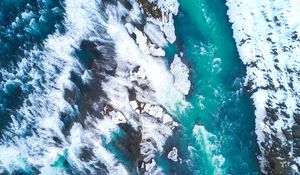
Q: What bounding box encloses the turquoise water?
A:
[161,0,261,174]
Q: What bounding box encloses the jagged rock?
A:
[170,54,191,95]
[167,147,179,162]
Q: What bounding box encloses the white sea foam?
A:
[67,119,129,175]
[0,0,129,174]
[192,125,225,175]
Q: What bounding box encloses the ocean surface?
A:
[0,0,263,174]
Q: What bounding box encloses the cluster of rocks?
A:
[102,61,181,174]
[96,0,188,174]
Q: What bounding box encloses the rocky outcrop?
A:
[226,0,300,174]
[99,0,189,174]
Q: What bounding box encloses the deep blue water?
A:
[0,0,65,134]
